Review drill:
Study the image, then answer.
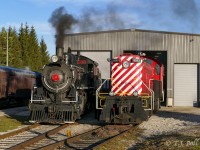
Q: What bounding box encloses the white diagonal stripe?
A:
[112,56,133,81]
[112,66,142,94]
[113,66,143,94]
[122,74,143,95]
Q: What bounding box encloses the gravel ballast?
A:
[129,106,200,149]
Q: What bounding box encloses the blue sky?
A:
[0,0,200,55]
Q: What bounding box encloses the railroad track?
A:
[0,118,134,150]
[0,123,60,150]
[0,122,100,150]
[8,123,72,150]
[39,125,133,150]
[93,126,136,149]
[0,123,40,140]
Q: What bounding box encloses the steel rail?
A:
[0,123,40,140]
[93,124,140,149]
[9,123,71,150]
[39,125,134,150]
[39,126,103,150]
[93,127,134,149]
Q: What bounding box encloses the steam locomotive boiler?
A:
[29,48,101,123]
[96,53,164,124]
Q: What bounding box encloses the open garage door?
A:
[72,50,111,79]
[174,64,197,106]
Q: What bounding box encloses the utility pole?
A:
[6,31,8,66]
[3,29,10,66]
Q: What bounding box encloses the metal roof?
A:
[66,28,200,36]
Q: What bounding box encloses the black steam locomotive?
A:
[29,48,101,123]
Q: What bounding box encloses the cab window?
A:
[145,59,152,65]
[156,64,160,75]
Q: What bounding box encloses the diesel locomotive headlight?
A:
[122,61,130,68]
[109,91,115,96]
[51,55,58,63]
[133,91,138,96]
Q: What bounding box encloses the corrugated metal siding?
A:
[64,29,200,98]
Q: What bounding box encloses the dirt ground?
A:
[131,126,200,150]
[95,106,200,150]
[130,106,200,150]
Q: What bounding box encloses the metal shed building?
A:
[64,29,200,107]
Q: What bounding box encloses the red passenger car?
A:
[0,66,40,107]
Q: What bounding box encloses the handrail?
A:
[149,79,155,110]
[96,78,111,110]
[149,79,165,102]
[30,87,37,103]
[141,80,154,110]
[161,90,165,102]
[30,87,78,103]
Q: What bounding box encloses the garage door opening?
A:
[72,50,112,79]
[124,50,167,105]
[174,64,197,106]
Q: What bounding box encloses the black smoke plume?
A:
[49,4,138,36]
[77,5,125,32]
[49,6,78,47]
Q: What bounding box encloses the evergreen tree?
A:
[0,27,7,65]
[18,23,30,67]
[0,23,50,71]
[40,37,50,66]
[28,26,42,71]
[9,27,23,68]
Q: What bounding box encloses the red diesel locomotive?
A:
[96,53,164,124]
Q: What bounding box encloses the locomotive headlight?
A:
[109,91,115,96]
[133,91,138,96]
[51,73,60,82]
[122,61,130,68]
[50,71,63,82]
[51,55,58,63]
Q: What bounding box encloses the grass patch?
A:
[193,145,200,150]
[0,115,29,132]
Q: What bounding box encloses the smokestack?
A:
[56,47,64,58]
